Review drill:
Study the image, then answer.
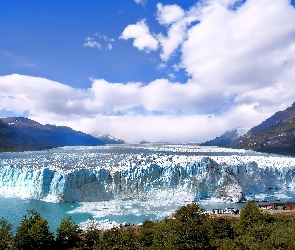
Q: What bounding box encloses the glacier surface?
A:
[0,145,295,203]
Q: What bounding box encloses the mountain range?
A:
[0,117,104,152]
[2,102,295,156]
[91,131,125,144]
[202,103,295,156]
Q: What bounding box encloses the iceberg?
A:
[0,145,295,203]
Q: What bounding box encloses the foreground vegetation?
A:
[1,202,295,249]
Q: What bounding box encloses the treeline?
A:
[1,202,295,249]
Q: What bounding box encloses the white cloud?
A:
[83,37,101,49]
[122,3,198,60]
[120,19,158,51]
[89,33,115,50]
[134,0,146,5]
[157,20,189,61]
[2,0,295,143]
[156,3,185,25]
[172,64,180,71]
[102,35,115,42]
[119,0,295,135]
[0,74,274,142]
[168,73,175,79]
[157,63,166,69]
[181,0,295,111]
[30,105,270,143]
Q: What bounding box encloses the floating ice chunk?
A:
[79,219,121,231]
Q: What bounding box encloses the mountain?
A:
[91,132,125,144]
[201,127,250,147]
[0,117,104,152]
[235,103,295,156]
[0,119,43,152]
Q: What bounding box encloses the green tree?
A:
[98,227,141,250]
[239,201,263,231]
[98,228,122,250]
[82,219,101,249]
[119,230,140,250]
[263,215,295,249]
[172,203,214,250]
[139,220,155,248]
[13,209,54,250]
[150,219,178,250]
[173,202,208,225]
[208,217,236,248]
[0,218,13,250]
[56,217,82,249]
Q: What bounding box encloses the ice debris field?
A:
[1,144,295,204]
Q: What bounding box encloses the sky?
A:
[1,0,295,143]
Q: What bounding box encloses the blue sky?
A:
[0,0,189,87]
[1,0,295,142]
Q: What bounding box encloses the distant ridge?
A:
[91,131,125,144]
[0,117,104,152]
[201,127,250,147]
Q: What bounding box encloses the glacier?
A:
[0,145,295,203]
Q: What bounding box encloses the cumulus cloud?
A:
[157,19,190,60]
[181,0,295,111]
[120,19,158,51]
[122,3,198,60]
[0,74,275,142]
[118,0,295,135]
[156,3,185,25]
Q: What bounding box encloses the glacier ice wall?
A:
[0,145,295,202]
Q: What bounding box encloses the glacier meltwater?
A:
[1,145,295,204]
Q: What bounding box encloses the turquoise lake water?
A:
[1,189,295,233]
